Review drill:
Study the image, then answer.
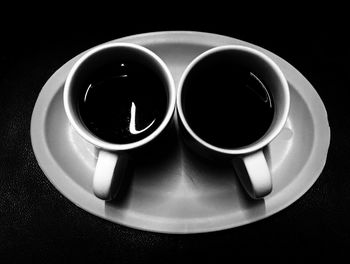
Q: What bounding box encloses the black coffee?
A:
[78,60,167,144]
[182,54,274,149]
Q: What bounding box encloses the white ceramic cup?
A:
[64,43,175,200]
[177,45,290,199]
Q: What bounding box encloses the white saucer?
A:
[30,31,330,234]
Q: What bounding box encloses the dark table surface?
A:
[1,11,349,263]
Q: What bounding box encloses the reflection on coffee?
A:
[182,54,274,149]
[78,61,167,144]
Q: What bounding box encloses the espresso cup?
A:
[64,43,175,200]
[177,45,290,199]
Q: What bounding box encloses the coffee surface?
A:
[78,61,167,144]
[182,54,274,149]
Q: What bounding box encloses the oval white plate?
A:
[30,31,330,233]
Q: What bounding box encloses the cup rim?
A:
[63,42,176,151]
[177,45,290,155]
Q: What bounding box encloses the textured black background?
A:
[1,8,349,263]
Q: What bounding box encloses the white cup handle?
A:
[232,150,272,199]
[93,150,127,201]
